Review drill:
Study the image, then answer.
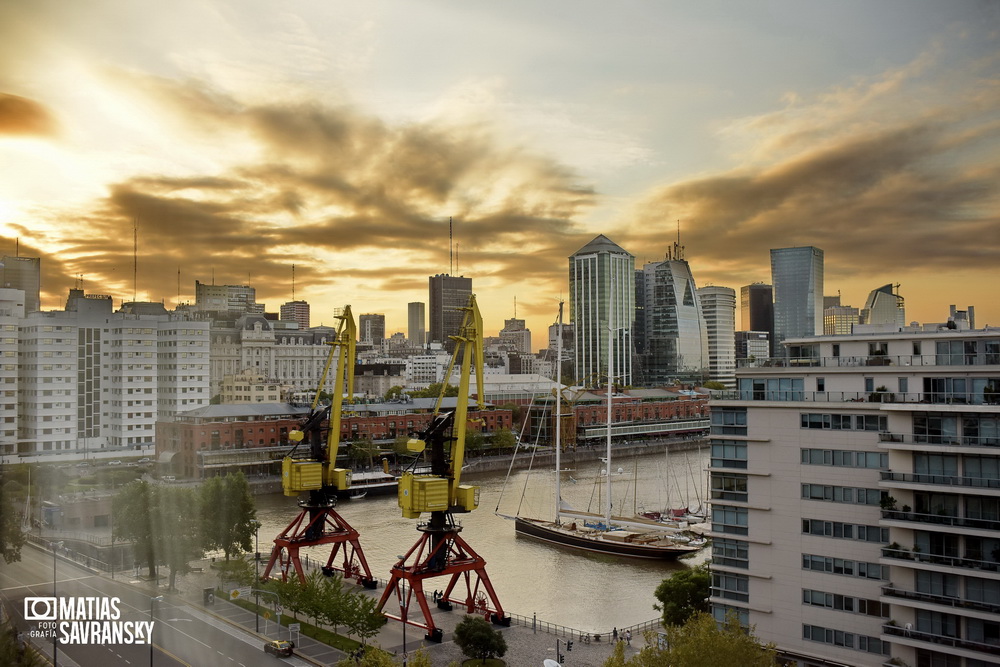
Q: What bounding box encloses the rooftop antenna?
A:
[292,264,296,301]
[670,219,685,261]
[212,268,215,285]
[449,216,454,275]
[513,295,517,318]
[177,267,181,307]
[133,218,138,303]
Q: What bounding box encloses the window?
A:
[832,343,840,357]
[802,625,889,655]
[711,473,748,502]
[898,377,908,393]
[802,519,888,543]
[801,484,883,505]
[816,377,825,392]
[712,538,749,568]
[712,572,749,602]
[711,440,747,469]
[802,554,885,580]
[712,505,748,535]
[711,408,747,435]
[864,377,874,392]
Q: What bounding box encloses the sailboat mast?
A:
[555,301,563,526]
[606,274,614,527]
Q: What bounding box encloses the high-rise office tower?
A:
[280,300,310,330]
[860,284,905,328]
[429,274,472,352]
[823,305,860,335]
[740,283,774,355]
[635,242,707,386]
[358,313,386,346]
[194,280,263,314]
[0,255,41,313]
[569,235,634,387]
[698,286,736,387]
[408,302,426,347]
[499,317,531,354]
[770,246,823,354]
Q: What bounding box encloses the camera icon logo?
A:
[24,597,58,621]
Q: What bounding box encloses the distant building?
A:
[770,246,823,354]
[280,300,310,330]
[698,286,736,387]
[407,302,425,347]
[499,317,531,354]
[219,370,287,404]
[635,241,707,386]
[0,288,24,457]
[569,235,634,387]
[0,255,40,313]
[428,275,472,352]
[359,313,386,346]
[735,330,770,361]
[740,283,773,353]
[860,284,905,327]
[823,305,860,335]
[194,280,263,314]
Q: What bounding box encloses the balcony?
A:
[881,584,1000,614]
[881,510,1000,532]
[881,471,1000,490]
[715,389,1000,406]
[882,546,1000,573]
[882,624,1000,656]
[879,432,1000,449]
[739,354,1000,369]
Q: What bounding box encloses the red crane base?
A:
[262,505,377,588]
[377,528,509,642]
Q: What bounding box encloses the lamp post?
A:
[149,595,163,666]
[397,556,407,667]
[251,519,261,633]
[52,540,63,667]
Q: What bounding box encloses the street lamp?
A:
[251,519,261,633]
[52,540,63,667]
[149,595,163,666]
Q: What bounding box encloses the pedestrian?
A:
[626,629,632,645]
[612,627,618,642]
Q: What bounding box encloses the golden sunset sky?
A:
[1,1,998,342]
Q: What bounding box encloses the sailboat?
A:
[512,301,701,560]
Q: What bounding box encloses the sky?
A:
[1,0,998,344]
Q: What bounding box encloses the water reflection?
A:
[255,447,709,631]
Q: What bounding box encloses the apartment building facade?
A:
[709,328,1000,667]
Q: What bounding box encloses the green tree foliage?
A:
[602,612,777,667]
[382,386,406,401]
[490,428,516,451]
[152,485,204,591]
[499,403,523,428]
[345,592,384,645]
[0,617,45,667]
[263,576,304,620]
[113,481,156,577]
[453,615,507,664]
[214,555,256,587]
[410,383,459,398]
[348,439,379,468]
[701,381,728,391]
[653,563,710,626]
[392,435,411,456]
[199,472,257,561]
[113,481,203,587]
[0,469,27,564]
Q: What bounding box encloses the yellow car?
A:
[263,639,294,657]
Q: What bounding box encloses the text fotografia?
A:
[24,597,154,645]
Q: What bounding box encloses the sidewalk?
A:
[153,557,644,666]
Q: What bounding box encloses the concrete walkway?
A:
[151,557,646,666]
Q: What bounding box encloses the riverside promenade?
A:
[163,556,648,666]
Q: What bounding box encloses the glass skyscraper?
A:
[770,246,824,354]
[569,235,634,387]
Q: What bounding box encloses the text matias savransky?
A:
[24,596,154,645]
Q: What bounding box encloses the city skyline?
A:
[2,1,998,339]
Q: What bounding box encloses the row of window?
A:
[712,538,749,568]
[800,448,887,469]
[802,589,889,617]
[802,554,886,580]
[800,413,887,431]
[712,572,749,602]
[802,519,888,543]
[801,484,883,505]
[802,624,889,655]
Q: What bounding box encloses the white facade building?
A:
[698,285,737,387]
[709,327,1000,667]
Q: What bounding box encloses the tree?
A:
[702,381,727,391]
[344,590,384,646]
[0,470,27,564]
[152,485,204,591]
[653,563,710,626]
[490,428,516,451]
[453,615,507,665]
[602,612,777,667]
[199,472,257,561]
[382,386,406,401]
[0,617,44,667]
[113,481,157,577]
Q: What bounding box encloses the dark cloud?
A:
[0,93,57,136]
[620,119,1000,283]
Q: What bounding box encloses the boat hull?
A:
[513,517,698,560]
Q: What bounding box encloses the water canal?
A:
[253,446,710,631]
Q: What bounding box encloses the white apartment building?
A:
[0,289,24,456]
[709,328,1000,667]
[158,320,211,420]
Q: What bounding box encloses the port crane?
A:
[377,295,509,641]
[262,306,376,588]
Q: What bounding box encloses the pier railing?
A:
[505,610,661,643]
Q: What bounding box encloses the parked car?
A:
[137,457,151,464]
[161,475,176,482]
[107,460,122,466]
[263,640,293,657]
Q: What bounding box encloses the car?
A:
[137,457,151,464]
[263,640,293,657]
[107,460,122,466]
[161,475,176,483]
